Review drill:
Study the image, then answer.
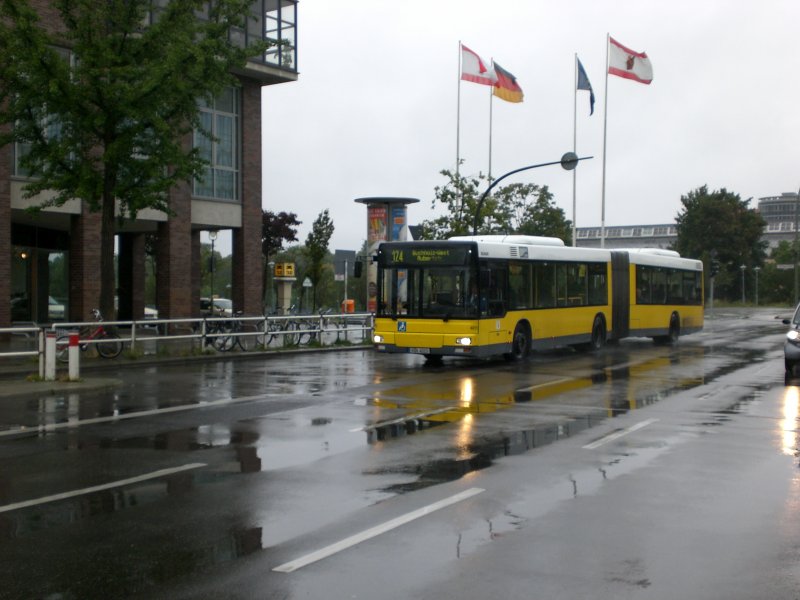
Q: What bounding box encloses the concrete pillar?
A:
[69,207,102,321]
[232,80,263,316]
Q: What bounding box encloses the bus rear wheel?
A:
[505,323,530,361]
[589,317,606,351]
[654,313,680,345]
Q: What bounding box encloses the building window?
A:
[264,0,297,70]
[193,87,240,201]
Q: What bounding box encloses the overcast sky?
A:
[260,0,800,254]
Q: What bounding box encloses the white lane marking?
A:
[350,407,458,432]
[272,487,485,573]
[582,418,660,450]
[0,462,206,514]
[0,393,272,438]
[516,378,575,393]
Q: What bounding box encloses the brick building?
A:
[3,0,297,325]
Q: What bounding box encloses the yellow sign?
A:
[274,263,295,277]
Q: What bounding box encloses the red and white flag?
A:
[608,37,653,85]
[460,44,497,86]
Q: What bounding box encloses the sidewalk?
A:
[0,343,371,399]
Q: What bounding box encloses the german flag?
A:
[492,61,523,103]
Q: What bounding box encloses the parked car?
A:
[48,296,65,320]
[10,294,65,321]
[783,304,800,375]
[200,297,233,317]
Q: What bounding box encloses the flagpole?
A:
[456,41,463,224]
[572,53,578,247]
[456,41,461,179]
[488,84,493,180]
[600,34,610,249]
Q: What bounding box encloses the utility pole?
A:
[795,188,799,304]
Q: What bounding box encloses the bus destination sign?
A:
[382,244,471,266]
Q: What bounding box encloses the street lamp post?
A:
[267,261,275,313]
[754,266,761,306]
[472,152,592,235]
[209,230,217,309]
[740,264,746,304]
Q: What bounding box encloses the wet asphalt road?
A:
[0,307,798,599]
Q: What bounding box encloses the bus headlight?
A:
[373,334,384,344]
[788,330,800,344]
[455,337,472,346]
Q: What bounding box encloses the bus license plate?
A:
[409,347,430,355]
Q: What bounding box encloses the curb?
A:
[0,377,124,400]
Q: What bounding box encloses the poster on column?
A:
[367,207,388,312]
[391,206,408,311]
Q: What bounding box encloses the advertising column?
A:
[355,198,419,313]
[366,206,387,313]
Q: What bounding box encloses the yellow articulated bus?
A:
[371,235,703,363]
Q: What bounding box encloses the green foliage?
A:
[305,210,335,311]
[0,0,271,317]
[200,243,231,298]
[262,210,301,308]
[418,167,572,243]
[761,241,800,305]
[674,185,767,302]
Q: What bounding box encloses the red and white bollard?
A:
[68,332,80,381]
[44,331,56,381]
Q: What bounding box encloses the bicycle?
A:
[56,308,123,363]
[206,312,260,352]
[258,309,297,348]
[296,308,343,346]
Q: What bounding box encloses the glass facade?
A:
[193,87,240,201]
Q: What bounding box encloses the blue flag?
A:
[576,57,595,115]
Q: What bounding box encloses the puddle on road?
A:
[364,344,775,494]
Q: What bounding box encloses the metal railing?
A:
[0,313,374,367]
[32,312,374,353]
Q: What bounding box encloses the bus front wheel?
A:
[505,323,531,361]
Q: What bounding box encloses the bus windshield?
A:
[378,265,480,319]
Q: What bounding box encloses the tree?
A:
[674,186,767,302]
[500,183,572,243]
[305,210,334,311]
[418,167,572,243]
[0,0,270,319]
[262,210,301,308]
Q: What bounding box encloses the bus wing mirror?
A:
[354,261,362,278]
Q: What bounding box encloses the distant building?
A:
[575,225,677,249]
[758,193,800,249]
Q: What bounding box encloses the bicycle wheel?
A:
[296,321,316,345]
[237,322,257,351]
[96,331,123,358]
[283,321,299,346]
[55,334,72,364]
[212,322,236,352]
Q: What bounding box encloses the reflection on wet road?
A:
[0,309,789,599]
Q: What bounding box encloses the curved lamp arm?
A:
[472,153,593,236]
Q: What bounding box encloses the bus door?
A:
[610,251,630,340]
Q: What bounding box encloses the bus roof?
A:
[379,238,702,271]
[449,234,565,247]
